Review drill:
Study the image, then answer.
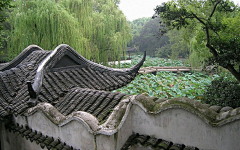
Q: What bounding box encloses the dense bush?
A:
[202,74,240,108]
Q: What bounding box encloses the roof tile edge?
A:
[0,45,43,71]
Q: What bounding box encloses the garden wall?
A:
[1,95,240,150]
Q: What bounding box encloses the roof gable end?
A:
[52,55,80,69]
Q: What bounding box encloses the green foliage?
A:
[202,74,240,108]
[155,0,240,82]
[116,55,188,68]
[155,29,190,59]
[210,13,240,68]
[0,0,13,27]
[141,56,187,68]
[129,16,190,59]
[5,0,132,63]
[188,32,212,68]
[116,56,240,108]
[113,56,213,99]
[128,17,151,37]
[114,71,213,99]
[128,17,169,57]
[0,0,13,61]
[155,44,171,58]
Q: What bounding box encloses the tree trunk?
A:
[225,64,240,83]
[206,42,240,83]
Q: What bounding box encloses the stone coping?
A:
[22,94,240,137]
[133,94,240,127]
[24,95,135,135]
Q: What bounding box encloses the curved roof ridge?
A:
[46,44,146,74]
[0,45,43,71]
[27,44,145,106]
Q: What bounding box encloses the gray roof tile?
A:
[121,133,199,150]
[0,44,144,120]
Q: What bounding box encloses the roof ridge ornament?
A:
[27,44,65,106]
[127,51,146,73]
[27,81,37,106]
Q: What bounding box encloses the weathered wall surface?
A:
[1,96,240,150]
[130,95,240,150]
[1,99,133,150]
[13,111,96,150]
[131,106,240,150]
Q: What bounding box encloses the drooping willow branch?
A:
[7,0,132,64]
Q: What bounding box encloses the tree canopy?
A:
[155,0,240,82]
[155,28,190,59]
[128,17,169,56]
[0,0,13,58]
[2,0,131,64]
[128,17,190,59]
[0,0,12,28]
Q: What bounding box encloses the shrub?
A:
[202,74,240,108]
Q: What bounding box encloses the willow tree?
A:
[0,0,13,61]
[6,0,131,63]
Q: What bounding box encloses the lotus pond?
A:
[112,55,218,100]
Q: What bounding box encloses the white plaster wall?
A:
[14,112,96,150]
[131,105,240,150]
[96,134,115,150]
[60,121,95,150]
[115,106,133,150]
[2,103,240,150]
[96,102,134,150]
[27,112,60,138]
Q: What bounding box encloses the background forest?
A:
[128,16,190,60]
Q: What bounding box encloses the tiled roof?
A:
[54,88,126,121]
[121,133,199,150]
[39,66,132,103]
[0,48,50,119]
[0,44,145,120]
